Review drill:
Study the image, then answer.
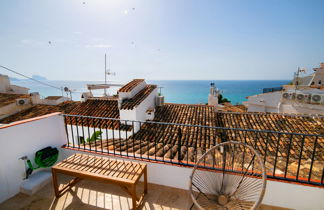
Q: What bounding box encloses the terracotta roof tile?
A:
[0,101,78,123]
[0,93,30,108]
[45,96,63,100]
[120,85,157,110]
[66,99,131,130]
[118,79,144,93]
[127,104,323,161]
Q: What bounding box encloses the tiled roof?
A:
[64,102,323,181]
[127,104,323,172]
[0,93,30,108]
[150,103,323,134]
[121,85,157,110]
[65,99,131,130]
[0,101,78,123]
[118,79,144,93]
[45,96,63,100]
[218,103,247,112]
[68,99,119,118]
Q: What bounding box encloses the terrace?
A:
[0,111,323,209]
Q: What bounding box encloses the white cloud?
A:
[85,44,112,49]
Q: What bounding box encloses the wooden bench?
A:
[51,153,147,210]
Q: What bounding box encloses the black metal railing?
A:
[62,114,324,187]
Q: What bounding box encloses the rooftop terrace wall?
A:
[0,113,67,203]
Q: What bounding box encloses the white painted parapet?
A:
[0,113,67,203]
[62,149,324,210]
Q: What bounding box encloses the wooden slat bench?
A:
[51,153,147,210]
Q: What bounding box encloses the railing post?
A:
[178,127,182,163]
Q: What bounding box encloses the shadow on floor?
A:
[0,174,192,210]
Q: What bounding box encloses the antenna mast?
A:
[103,53,116,97]
[104,54,107,96]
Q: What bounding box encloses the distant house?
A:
[244,63,324,114]
[0,74,74,121]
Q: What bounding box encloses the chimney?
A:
[320,63,324,69]
[30,92,41,105]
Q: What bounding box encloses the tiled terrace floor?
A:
[0,174,290,210]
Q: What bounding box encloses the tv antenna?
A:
[294,67,306,91]
[104,53,116,96]
[63,87,72,100]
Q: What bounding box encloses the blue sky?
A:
[0,0,324,81]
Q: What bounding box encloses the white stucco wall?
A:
[0,114,67,203]
[135,88,158,122]
[62,149,324,210]
[0,75,11,93]
[118,81,146,101]
[0,75,29,94]
[0,102,33,120]
[119,87,158,131]
[247,92,282,113]
[41,97,70,105]
[9,85,29,94]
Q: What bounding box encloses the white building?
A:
[0,74,29,95]
[0,74,73,119]
[66,79,159,146]
[245,63,324,114]
[208,82,219,107]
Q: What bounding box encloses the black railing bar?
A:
[75,117,80,149]
[284,134,293,178]
[64,143,323,186]
[64,116,70,148]
[61,114,324,137]
[296,135,305,180]
[125,120,128,157]
[308,136,318,182]
[70,116,75,148]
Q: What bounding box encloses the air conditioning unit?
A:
[16,98,29,105]
[296,93,310,102]
[311,94,324,104]
[282,92,294,100]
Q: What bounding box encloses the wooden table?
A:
[51,153,148,210]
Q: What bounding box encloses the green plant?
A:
[86,131,102,143]
[218,94,231,103]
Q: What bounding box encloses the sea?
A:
[11,80,290,105]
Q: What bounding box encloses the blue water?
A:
[12,80,290,105]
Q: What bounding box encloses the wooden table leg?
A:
[131,184,138,210]
[144,166,148,194]
[51,168,59,198]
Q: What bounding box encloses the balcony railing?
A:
[62,114,324,187]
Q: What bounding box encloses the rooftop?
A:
[0,93,30,108]
[0,101,79,124]
[65,99,131,130]
[118,79,145,93]
[120,85,157,110]
[45,96,64,100]
[69,103,323,183]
